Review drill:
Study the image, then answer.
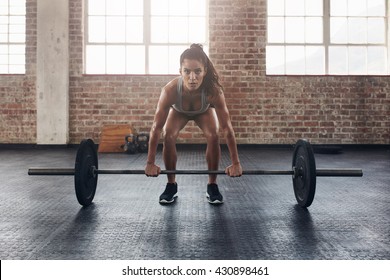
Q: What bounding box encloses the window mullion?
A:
[387,0,390,74]
[83,0,88,74]
[324,0,330,75]
[144,0,150,74]
[124,0,127,74]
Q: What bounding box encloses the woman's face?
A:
[180,59,207,93]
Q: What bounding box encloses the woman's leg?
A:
[194,108,220,184]
[163,109,189,183]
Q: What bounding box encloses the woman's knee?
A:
[162,129,179,145]
[204,130,219,144]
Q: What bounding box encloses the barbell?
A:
[28,139,363,208]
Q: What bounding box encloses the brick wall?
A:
[1,0,389,144]
[208,0,390,144]
[0,0,36,144]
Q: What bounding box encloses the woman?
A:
[145,44,242,204]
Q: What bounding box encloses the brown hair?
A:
[180,44,223,96]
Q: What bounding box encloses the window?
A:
[266,0,389,75]
[85,0,208,75]
[0,0,26,74]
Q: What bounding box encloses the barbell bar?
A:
[28,138,363,208]
[28,168,363,177]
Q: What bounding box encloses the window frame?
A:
[0,0,26,75]
[84,0,209,75]
[266,0,390,76]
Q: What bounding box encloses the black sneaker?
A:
[159,182,178,204]
[206,183,223,204]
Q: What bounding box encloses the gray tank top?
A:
[172,77,210,117]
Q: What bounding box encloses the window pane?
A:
[9,34,25,43]
[285,0,305,16]
[367,0,385,16]
[10,6,26,16]
[329,46,347,74]
[126,45,145,74]
[9,64,24,73]
[267,0,284,16]
[169,17,188,43]
[286,46,305,74]
[169,0,188,16]
[89,16,106,42]
[330,17,348,43]
[0,16,8,24]
[306,46,325,74]
[0,45,8,53]
[267,17,284,43]
[266,46,285,74]
[367,46,386,75]
[0,6,7,15]
[10,16,25,24]
[188,17,206,43]
[10,0,26,6]
[348,0,367,16]
[169,45,187,74]
[285,17,304,43]
[9,54,24,64]
[151,16,169,43]
[86,45,106,74]
[305,17,322,43]
[88,0,105,15]
[330,0,347,16]
[106,0,126,16]
[0,33,7,42]
[107,45,126,74]
[9,44,24,54]
[149,46,169,74]
[126,0,143,16]
[1,2,6,10]
[367,18,385,44]
[151,0,169,15]
[305,0,323,16]
[348,18,367,44]
[10,24,25,34]
[188,0,206,16]
[106,16,126,42]
[126,17,143,43]
[0,54,7,64]
[348,46,367,75]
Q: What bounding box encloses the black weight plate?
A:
[292,139,316,207]
[75,139,98,206]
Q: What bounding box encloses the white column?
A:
[36,0,69,144]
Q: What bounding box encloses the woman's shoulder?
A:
[159,77,180,105]
[163,76,181,93]
[206,86,226,108]
[206,85,224,101]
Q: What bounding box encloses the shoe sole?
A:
[206,192,223,204]
[159,194,178,204]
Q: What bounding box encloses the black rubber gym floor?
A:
[0,144,389,260]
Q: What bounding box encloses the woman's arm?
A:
[211,90,243,177]
[145,83,175,176]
